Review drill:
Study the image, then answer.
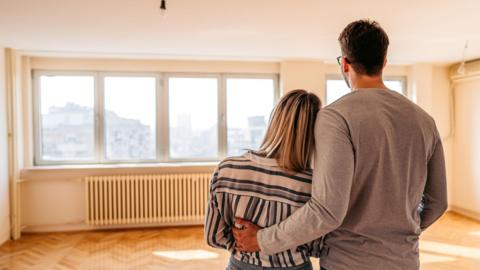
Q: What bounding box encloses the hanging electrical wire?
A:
[457,40,469,75]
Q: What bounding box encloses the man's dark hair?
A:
[338,20,389,76]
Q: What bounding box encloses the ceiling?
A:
[0,0,479,64]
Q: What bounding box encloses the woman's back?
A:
[205,151,321,267]
[205,89,321,269]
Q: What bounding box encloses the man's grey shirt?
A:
[257,89,448,270]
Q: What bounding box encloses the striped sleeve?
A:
[204,169,234,251]
[307,238,324,258]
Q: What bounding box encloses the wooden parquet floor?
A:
[0,212,479,270]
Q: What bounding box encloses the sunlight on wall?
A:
[420,252,457,263]
[420,240,480,259]
[153,249,219,260]
[469,231,480,237]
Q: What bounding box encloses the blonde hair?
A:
[256,89,321,173]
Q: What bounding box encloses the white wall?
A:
[280,60,325,98]
[431,67,454,204]
[22,178,85,231]
[0,48,11,243]
[451,77,480,217]
[408,65,454,204]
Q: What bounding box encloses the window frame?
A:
[33,70,279,165]
[384,76,408,96]
[100,72,162,164]
[164,73,222,163]
[324,75,408,105]
[33,70,99,165]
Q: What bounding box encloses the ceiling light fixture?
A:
[457,40,469,75]
[160,0,167,16]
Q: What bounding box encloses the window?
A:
[226,78,275,156]
[325,76,407,105]
[326,79,352,105]
[34,72,278,165]
[37,74,95,161]
[168,77,218,160]
[104,76,157,161]
[384,80,404,94]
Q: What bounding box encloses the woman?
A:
[205,89,322,270]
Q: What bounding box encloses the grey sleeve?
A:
[257,109,355,255]
[420,136,448,230]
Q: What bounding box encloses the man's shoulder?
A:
[321,90,438,134]
[326,90,431,118]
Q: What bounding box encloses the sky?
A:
[227,78,275,129]
[168,77,218,130]
[40,75,95,114]
[104,76,156,127]
[41,75,157,127]
[40,76,277,132]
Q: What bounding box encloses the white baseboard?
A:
[22,220,203,233]
[450,205,480,221]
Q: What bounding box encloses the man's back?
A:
[320,89,447,269]
[235,20,448,270]
[254,88,447,270]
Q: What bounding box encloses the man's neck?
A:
[350,74,387,91]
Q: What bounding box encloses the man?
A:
[232,20,448,270]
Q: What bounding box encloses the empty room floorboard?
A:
[0,212,479,270]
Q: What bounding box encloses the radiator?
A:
[85,173,212,226]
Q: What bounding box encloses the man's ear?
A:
[343,59,350,73]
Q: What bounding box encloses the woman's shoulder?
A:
[215,153,252,173]
[216,152,313,182]
[218,154,251,167]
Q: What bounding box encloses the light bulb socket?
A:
[160,0,167,10]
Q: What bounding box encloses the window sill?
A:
[20,162,218,182]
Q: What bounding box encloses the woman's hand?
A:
[232,218,262,252]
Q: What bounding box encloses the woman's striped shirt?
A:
[205,151,322,267]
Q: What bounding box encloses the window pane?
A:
[104,77,157,160]
[169,77,218,159]
[227,78,275,156]
[39,75,95,161]
[385,80,405,95]
[326,79,351,105]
